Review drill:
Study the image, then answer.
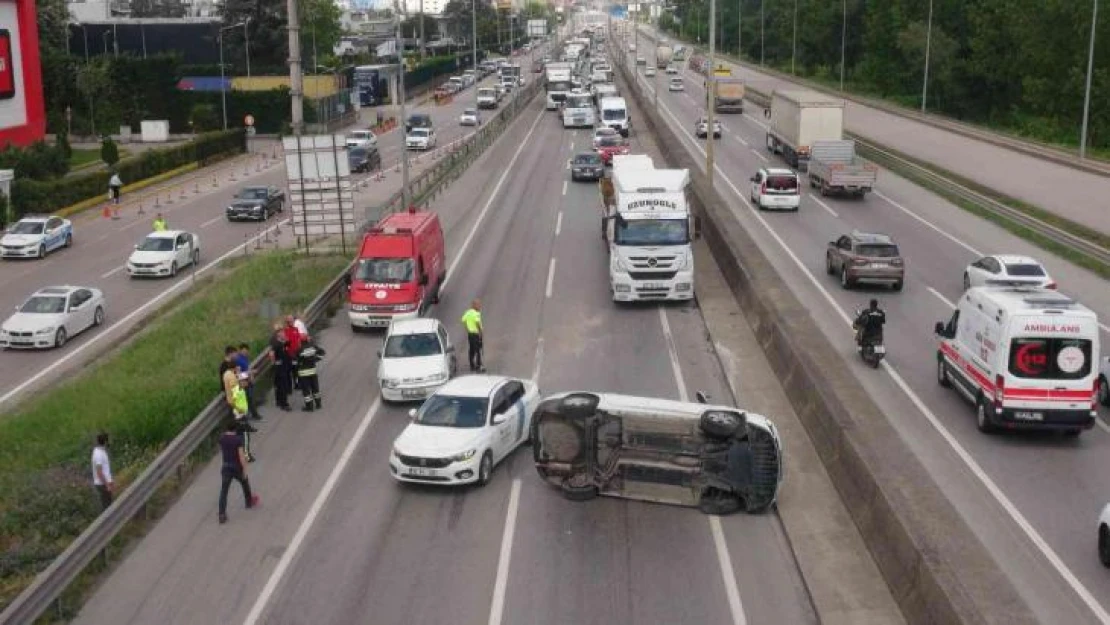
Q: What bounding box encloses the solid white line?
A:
[751,149,769,163]
[242,398,383,625]
[0,219,289,408]
[555,211,563,236]
[486,478,522,625]
[873,190,983,256]
[545,258,556,298]
[656,95,1110,622]
[562,180,568,196]
[809,195,839,218]
[926,286,955,308]
[200,214,225,228]
[733,134,749,147]
[657,307,689,403]
[532,337,544,382]
[442,107,547,292]
[100,264,126,279]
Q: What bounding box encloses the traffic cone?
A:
[102,204,111,219]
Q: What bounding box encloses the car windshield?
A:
[1008,337,1092,379]
[414,394,488,428]
[20,295,67,314]
[574,154,602,165]
[614,218,689,246]
[546,81,572,92]
[348,148,367,159]
[383,332,443,358]
[463,108,477,116]
[9,221,44,235]
[137,237,175,252]
[1005,263,1046,277]
[857,244,900,258]
[598,136,623,147]
[479,88,496,96]
[349,132,371,140]
[595,129,616,138]
[602,108,625,120]
[566,96,592,108]
[235,188,267,200]
[354,258,414,283]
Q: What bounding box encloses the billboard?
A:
[527,19,547,37]
[284,134,357,240]
[0,0,44,147]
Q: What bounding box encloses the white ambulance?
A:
[934,285,1100,435]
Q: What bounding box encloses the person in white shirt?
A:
[293,315,308,338]
[91,432,114,511]
[108,173,123,205]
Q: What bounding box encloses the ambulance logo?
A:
[1056,346,1086,374]
[375,290,387,300]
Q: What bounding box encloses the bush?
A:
[100,137,120,167]
[0,141,69,181]
[189,103,220,132]
[10,129,246,216]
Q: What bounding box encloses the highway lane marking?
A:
[241,397,383,625]
[656,95,1110,622]
[752,150,769,162]
[555,211,563,236]
[657,307,748,625]
[532,337,544,382]
[100,264,126,279]
[545,258,556,299]
[872,190,982,256]
[733,134,749,147]
[809,195,839,218]
[0,219,290,409]
[926,286,955,308]
[200,215,225,228]
[486,478,523,625]
[562,180,568,196]
[442,106,547,292]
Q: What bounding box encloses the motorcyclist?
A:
[854,299,886,347]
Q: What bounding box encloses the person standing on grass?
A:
[91,432,114,511]
[236,343,263,421]
[217,419,259,525]
[269,322,293,411]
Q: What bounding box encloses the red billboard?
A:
[0,0,45,147]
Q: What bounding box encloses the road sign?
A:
[244,114,255,127]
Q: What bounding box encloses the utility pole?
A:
[706,0,715,188]
[839,0,846,90]
[288,0,305,135]
[472,0,478,113]
[760,0,764,66]
[737,1,741,60]
[1080,0,1099,159]
[920,0,932,112]
[419,0,426,61]
[244,18,252,79]
[395,0,411,210]
[791,0,797,74]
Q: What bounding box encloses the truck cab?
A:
[599,96,630,137]
[562,92,596,128]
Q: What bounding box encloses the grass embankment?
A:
[0,251,348,616]
[68,148,130,171]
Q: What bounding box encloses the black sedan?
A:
[226,186,285,222]
[348,146,382,173]
[570,153,604,182]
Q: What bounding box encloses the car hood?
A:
[349,281,417,305]
[379,355,448,381]
[1,234,42,246]
[129,249,173,264]
[394,424,485,457]
[3,312,65,333]
[230,199,264,208]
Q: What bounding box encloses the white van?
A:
[934,286,1100,435]
[599,96,630,137]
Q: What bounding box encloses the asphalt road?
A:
[72,90,817,625]
[616,37,1110,624]
[0,60,534,411]
[635,25,1110,237]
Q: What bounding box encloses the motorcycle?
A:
[853,307,886,369]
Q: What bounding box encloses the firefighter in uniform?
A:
[296,335,326,411]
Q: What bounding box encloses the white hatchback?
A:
[378,317,457,403]
[962,254,1055,291]
[749,168,801,211]
[127,230,201,278]
[389,375,541,486]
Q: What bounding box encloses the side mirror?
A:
[376,349,382,358]
[408,408,417,420]
[695,391,710,404]
[492,412,509,425]
[934,322,946,336]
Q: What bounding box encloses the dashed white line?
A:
[532,337,545,381]
[733,134,749,147]
[752,150,769,162]
[545,258,556,298]
[926,286,955,308]
[809,195,839,218]
[486,478,522,625]
[562,180,568,196]
[200,215,225,228]
[873,190,983,256]
[555,211,563,236]
[100,264,126,279]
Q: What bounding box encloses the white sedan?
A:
[0,286,105,349]
[378,317,458,402]
[668,77,685,91]
[459,108,481,126]
[406,128,437,151]
[592,126,620,150]
[1,214,73,259]
[390,375,541,486]
[963,254,1055,290]
[127,230,201,278]
[644,67,656,77]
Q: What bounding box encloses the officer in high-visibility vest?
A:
[461,299,485,372]
[296,335,327,411]
[152,213,168,232]
[231,373,257,462]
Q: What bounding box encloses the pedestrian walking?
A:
[217,419,259,525]
[461,299,486,372]
[108,171,123,205]
[295,334,327,411]
[91,432,114,511]
[269,322,293,411]
[236,343,263,420]
[152,212,167,232]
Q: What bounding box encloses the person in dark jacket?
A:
[296,335,327,411]
[217,419,259,524]
[268,322,292,411]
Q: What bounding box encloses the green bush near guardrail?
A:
[9,129,247,218]
[0,251,347,615]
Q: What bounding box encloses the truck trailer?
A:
[765,90,845,171]
[711,77,745,113]
[807,140,878,198]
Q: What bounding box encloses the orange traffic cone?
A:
[102,204,111,219]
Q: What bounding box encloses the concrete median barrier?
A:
[616,59,1039,625]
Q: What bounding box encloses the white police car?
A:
[1,215,74,259]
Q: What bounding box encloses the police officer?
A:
[296,334,327,411]
[461,299,485,372]
[231,373,257,462]
[152,213,168,232]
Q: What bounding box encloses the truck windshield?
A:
[547,80,572,92]
[1008,337,1092,380]
[355,258,413,283]
[566,96,592,108]
[602,108,626,121]
[615,218,689,246]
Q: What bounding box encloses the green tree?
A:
[221,0,288,73]
[189,103,220,132]
[100,137,120,167]
[302,0,344,72]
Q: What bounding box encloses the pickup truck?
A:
[807,140,878,198]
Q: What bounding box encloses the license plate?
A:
[407,467,439,477]
[367,318,391,327]
[1014,411,1044,421]
[868,263,887,269]
[872,345,885,354]
[642,282,668,290]
[401,389,426,399]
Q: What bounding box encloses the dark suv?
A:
[826,230,905,291]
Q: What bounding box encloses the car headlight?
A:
[451,449,477,462]
[35,327,54,335]
[679,254,692,270]
[394,303,417,312]
[612,255,627,272]
[430,372,449,383]
[391,445,402,457]
[381,378,398,389]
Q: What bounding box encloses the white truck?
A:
[545,62,573,110]
[601,155,695,303]
[599,96,630,137]
[765,90,845,171]
[807,140,878,198]
[562,91,596,128]
[655,44,673,69]
[477,87,499,109]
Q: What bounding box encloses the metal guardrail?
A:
[739,86,1110,271]
[0,74,545,625]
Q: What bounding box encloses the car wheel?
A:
[1099,375,1109,407]
[54,327,67,349]
[937,356,951,388]
[976,397,996,434]
[699,410,744,439]
[1100,526,1110,567]
[192,250,201,266]
[477,451,493,487]
[963,273,971,291]
[560,474,598,501]
[892,280,904,292]
[840,266,852,289]
[64,233,73,248]
[826,254,835,275]
[559,392,600,420]
[170,261,178,277]
[698,487,742,516]
[38,244,46,259]
[93,306,104,327]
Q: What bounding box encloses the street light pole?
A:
[244,17,252,79]
[288,0,305,135]
[840,0,846,90]
[219,21,247,131]
[737,1,741,60]
[706,0,715,188]
[395,0,411,210]
[1080,0,1099,159]
[791,0,797,74]
[472,0,478,113]
[760,0,764,65]
[920,0,933,112]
